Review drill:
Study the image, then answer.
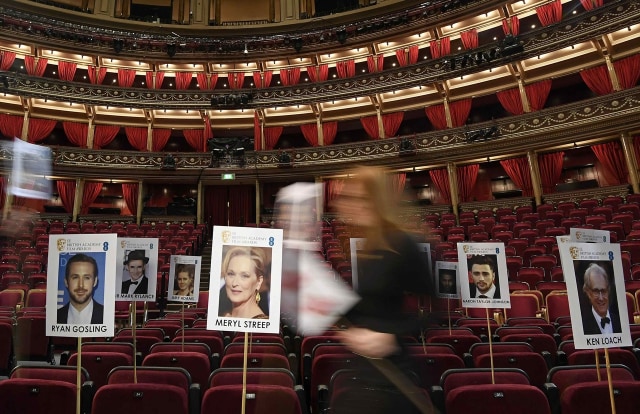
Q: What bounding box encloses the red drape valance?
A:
[25,56,48,76]
[94,125,120,149]
[125,127,148,151]
[27,118,56,143]
[395,49,407,67]
[264,127,283,150]
[175,72,193,90]
[0,51,16,71]
[461,29,478,50]
[183,129,206,152]
[81,182,103,214]
[614,54,640,90]
[429,37,451,59]
[0,114,23,139]
[538,151,564,194]
[500,157,534,197]
[58,61,77,81]
[425,105,448,130]
[56,180,76,213]
[280,68,301,86]
[88,66,106,85]
[429,169,451,204]
[300,124,319,147]
[323,122,338,146]
[227,73,245,89]
[502,16,520,36]
[580,0,603,11]
[336,60,356,78]
[458,164,479,203]
[122,183,138,216]
[580,65,612,95]
[536,0,562,26]
[152,129,171,152]
[449,99,472,127]
[390,173,406,196]
[591,142,628,185]
[360,116,380,139]
[63,121,89,148]
[117,68,136,87]
[382,112,404,137]
[367,55,384,72]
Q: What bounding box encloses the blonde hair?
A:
[221,246,267,279]
[346,165,403,251]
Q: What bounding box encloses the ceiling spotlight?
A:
[243,44,248,54]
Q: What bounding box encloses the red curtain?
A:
[318,64,329,81]
[449,99,472,127]
[63,121,89,147]
[56,180,76,213]
[382,112,404,137]
[526,80,552,111]
[306,66,318,83]
[580,0,603,11]
[175,72,193,90]
[280,68,301,86]
[81,182,103,214]
[614,54,640,90]
[25,56,48,76]
[538,151,564,194]
[336,60,355,79]
[497,87,524,115]
[183,129,205,151]
[0,114,23,139]
[360,116,380,139]
[592,142,628,185]
[146,72,165,89]
[58,61,77,81]
[367,55,384,72]
[152,129,171,152]
[227,73,245,89]
[408,45,419,65]
[390,173,406,196]
[633,135,640,164]
[0,176,5,211]
[0,51,16,71]
[125,127,148,151]
[228,186,253,226]
[117,69,136,87]
[93,125,120,149]
[196,73,217,90]
[300,124,319,147]
[425,105,448,130]
[252,71,271,88]
[500,157,534,197]
[323,122,338,146]
[429,37,451,59]
[28,118,56,143]
[326,180,344,206]
[502,16,520,36]
[122,183,138,216]
[536,0,562,27]
[88,66,106,85]
[395,49,407,67]
[429,169,451,204]
[461,29,478,50]
[580,65,612,95]
[204,186,228,225]
[264,126,283,150]
[254,112,261,151]
[458,164,479,203]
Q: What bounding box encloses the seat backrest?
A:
[92,383,188,414]
[560,381,640,414]
[547,364,635,394]
[475,352,548,387]
[567,349,640,377]
[441,367,530,393]
[107,366,192,394]
[209,367,295,388]
[201,384,302,414]
[149,342,212,359]
[0,378,77,414]
[546,292,570,322]
[500,333,557,357]
[81,342,136,359]
[408,353,465,389]
[68,351,133,389]
[221,352,290,370]
[10,365,90,384]
[224,342,287,357]
[142,351,211,389]
[446,383,550,414]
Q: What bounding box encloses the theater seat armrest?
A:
[189,383,201,414]
[429,385,445,414]
[542,382,560,414]
[294,385,310,414]
[318,384,329,413]
[462,352,474,368]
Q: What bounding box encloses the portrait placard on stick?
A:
[167,255,201,303]
[208,226,283,334]
[457,242,511,309]
[569,228,611,244]
[116,238,159,301]
[46,234,117,337]
[435,261,460,299]
[559,242,631,349]
[9,138,52,200]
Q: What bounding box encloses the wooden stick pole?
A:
[604,348,617,414]
[447,298,452,335]
[241,331,249,414]
[76,337,82,414]
[595,349,601,381]
[132,301,137,384]
[486,307,495,384]
[181,303,185,352]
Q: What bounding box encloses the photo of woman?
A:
[218,246,270,319]
[173,263,195,297]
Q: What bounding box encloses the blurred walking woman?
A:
[332,165,434,414]
[219,246,268,319]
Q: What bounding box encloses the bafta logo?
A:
[121,240,127,248]
[57,238,66,251]
[463,245,470,254]
[575,231,583,240]
[569,246,579,260]
[222,231,231,243]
